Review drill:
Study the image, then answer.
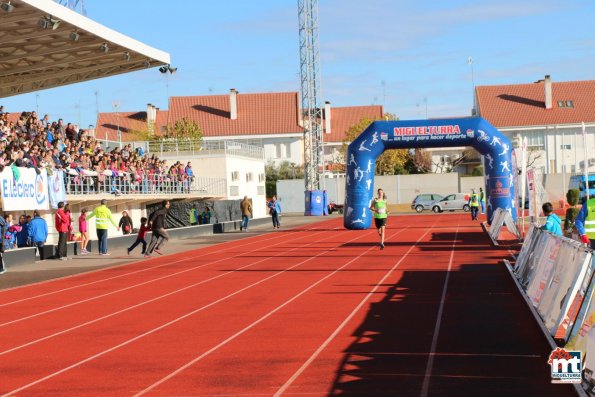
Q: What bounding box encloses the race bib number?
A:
[378,208,386,214]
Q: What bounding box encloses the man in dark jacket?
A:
[145,200,170,258]
[0,214,6,273]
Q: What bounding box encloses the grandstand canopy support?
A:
[0,0,170,98]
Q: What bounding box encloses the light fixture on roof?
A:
[38,15,61,30]
[1,1,14,13]
[99,43,109,53]
[122,52,131,61]
[159,64,177,74]
[144,59,151,68]
[69,31,80,42]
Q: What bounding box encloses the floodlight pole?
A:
[298,0,324,193]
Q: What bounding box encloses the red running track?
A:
[0,214,575,396]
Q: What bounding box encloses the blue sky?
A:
[4,0,595,129]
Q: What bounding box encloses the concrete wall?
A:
[277,173,486,212]
[3,217,272,269]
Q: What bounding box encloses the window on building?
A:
[560,144,571,150]
[230,186,239,196]
[258,173,265,183]
[246,172,253,182]
[275,144,282,158]
[257,186,265,195]
[285,143,291,158]
[231,171,239,181]
[558,100,574,108]
[524,131,545,148]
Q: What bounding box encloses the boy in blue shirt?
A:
[541,202,562,236]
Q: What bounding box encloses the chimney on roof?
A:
[147,103,156,134]
[544,75,553,110]
[324,101,331,134]
[296,93,303,127]
[230,88,238,120]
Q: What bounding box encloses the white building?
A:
[476,75,595,174]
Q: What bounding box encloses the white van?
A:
[569,175,595,201]
[431,193,471,213]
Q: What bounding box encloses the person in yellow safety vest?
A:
[189,204,199,226]
[575,197,595,250]
[369,188,388,250]
[86,199,120,255]
[468,189,480,221]
[479,187,486,214]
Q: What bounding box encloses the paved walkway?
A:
[0,214,326,290]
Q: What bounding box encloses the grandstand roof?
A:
[95,91,384,143]
[476,78,595,128]
[0,0,170,98]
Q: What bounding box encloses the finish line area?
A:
[0,214,573,396]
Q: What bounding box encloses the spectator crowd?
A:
[0,107,196,195]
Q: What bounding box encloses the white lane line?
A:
[0,228,329,328]
[273,227,434,397]
[3,226,383,396]
[0,224,317,307]
[0,228,342,356]
[133,227,410,397]
[420,222,460,397]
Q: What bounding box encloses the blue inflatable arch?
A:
[344,117,516,230]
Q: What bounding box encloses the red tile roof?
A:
[167,92,303,136]
[323,105,384,143]
[93,91,384,144]
[476,79,595,128]
[95,111,148,141]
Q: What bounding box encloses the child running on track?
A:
[127,217,149,255]
[370,188,388,249]
[145,200,170,258]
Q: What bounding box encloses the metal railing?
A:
[147,139,264,160]
[91,138,263,160]
[64,173,226,196]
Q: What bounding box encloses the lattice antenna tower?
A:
[298,0,324,191]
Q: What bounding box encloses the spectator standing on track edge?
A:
[468,189,480,221]
[240,196,252,232]
[189,204,199,226]
[576,197,595,250]
[54,201,69,260]
[28,210,48,260]
[119,210,133,235]
[369,188,388,250]
[87,199,120,256]
[268,195,281,229]
[145,200,170,258]
[79,208,89,254]
[0,214,7,274]
[479,187,486,214]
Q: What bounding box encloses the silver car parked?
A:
[431,193,470,213]
[411,193,443,213]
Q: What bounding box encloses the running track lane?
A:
[0,214,575,396]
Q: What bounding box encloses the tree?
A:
[165,118,203,141]
[408,149,432,174]
[341,113,411,175]
[265,161,303,197]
